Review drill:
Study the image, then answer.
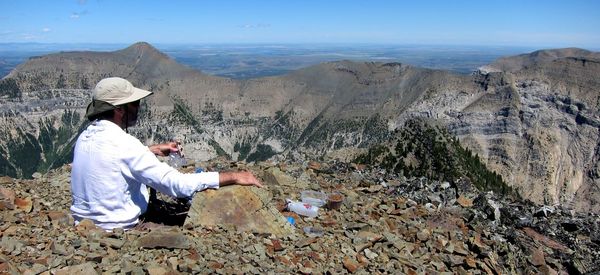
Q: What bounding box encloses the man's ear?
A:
[114,106,125,114]
[112,106,126,122]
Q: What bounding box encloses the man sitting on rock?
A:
[70,77,262,230]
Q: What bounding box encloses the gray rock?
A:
[99,238,125,249]
[136,229,190,249]
[54,262,98,275]
[0,237,22,254]
[0,187,15,210]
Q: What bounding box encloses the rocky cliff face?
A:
[411,49,600,213]
[1,43,599,213]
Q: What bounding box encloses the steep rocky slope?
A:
[0,43,599,214]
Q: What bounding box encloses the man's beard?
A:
[123,107,139,128]
[126,111,138,127]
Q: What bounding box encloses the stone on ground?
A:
[184,185,294,236]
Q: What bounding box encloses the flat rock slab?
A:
[55,262,98,275]
[184,185,295,236]
[263,167,309,188]
[136,229,190,249]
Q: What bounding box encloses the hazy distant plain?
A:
[0,43,537,79]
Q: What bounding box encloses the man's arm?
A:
[219,171,263,188]
[148,142,263,189]
[148,142,180,157]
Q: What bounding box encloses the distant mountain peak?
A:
[488,47,600,72]
[116,41,170,60]
[528,47,592,59]
[128,41,158,51]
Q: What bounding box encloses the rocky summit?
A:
[1,158,599,274]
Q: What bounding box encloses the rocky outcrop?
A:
[390,48,600,213]
[184,185,295,236]
[439,50,600,213]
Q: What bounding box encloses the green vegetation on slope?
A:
[5,129,43,178]
[0,78,22,99]
[170,96,204,135]
[0,145,17,177]
[299,113,390,151]
[38,110,82,172]
[170,96,228,157]
[0,110,84,178]
[246,144,276,162]
[234,140,252,161]
[355,118,515,196]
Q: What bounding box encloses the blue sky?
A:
[1,0,599,48]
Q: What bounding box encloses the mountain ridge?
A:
[484,47,600,72]
[1,42,599,213]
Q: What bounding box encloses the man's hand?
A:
[149,141,181,157]
[219,171,263,188]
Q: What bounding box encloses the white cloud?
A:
[239,23,271,29]
[70,10,89,19]
[42,28,51,32]
[21,33,37,40]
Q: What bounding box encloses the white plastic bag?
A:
[286,199,319,218]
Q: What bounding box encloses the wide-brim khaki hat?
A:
[86,77,153,118]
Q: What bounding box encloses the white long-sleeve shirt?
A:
[70,120,219,230]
